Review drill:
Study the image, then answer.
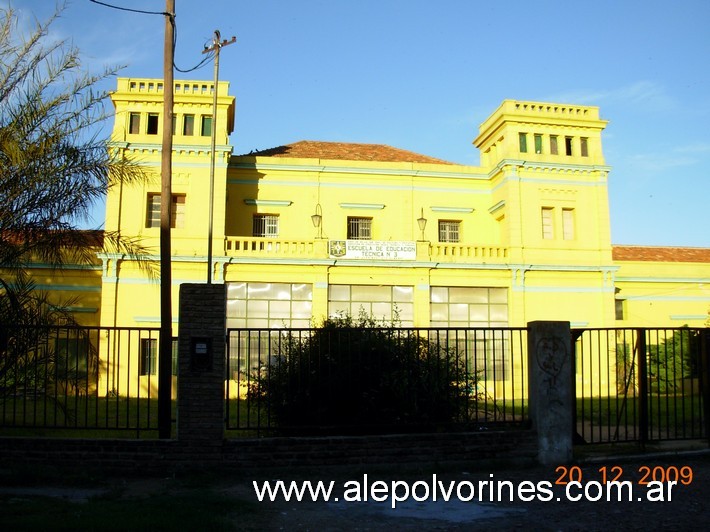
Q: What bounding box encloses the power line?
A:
[88,0,170,16]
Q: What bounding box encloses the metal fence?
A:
[0,325,174,437]
[226,326,529,436]
[573,328,709,444]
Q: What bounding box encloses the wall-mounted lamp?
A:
[311,203,323,238]
[417,208,427,241]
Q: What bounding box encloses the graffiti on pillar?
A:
[535,336,569,410]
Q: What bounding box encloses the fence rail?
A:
[573,327,709,445]
[0,325,174,437]
[226,326,529,436]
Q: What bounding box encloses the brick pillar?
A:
[177,284,226,452]
[527,321,573,465]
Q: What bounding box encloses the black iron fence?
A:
[226,326,529,436]
[573,328,709,445]
[0,325,175,437]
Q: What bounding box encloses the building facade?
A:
[88,78,707,336]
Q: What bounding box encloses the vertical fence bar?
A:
[637,328,648,446]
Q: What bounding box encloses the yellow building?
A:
[23,77,706,338]
[94,78,708,336]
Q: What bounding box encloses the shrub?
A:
[247,314,472,434]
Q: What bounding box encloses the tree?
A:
[248,313,473,435]
[0,5,148,404]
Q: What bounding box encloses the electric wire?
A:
[88,1,216,73]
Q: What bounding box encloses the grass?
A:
[0,396,177,439]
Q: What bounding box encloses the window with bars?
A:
[541,207,554,240]
[347,217,372,240]
[146,194,186,229]
[438,220,461,243]
[252,214,279,237]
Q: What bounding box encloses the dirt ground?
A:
[2,447,708,530]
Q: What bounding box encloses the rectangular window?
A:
[146,194,186,229]
[328,285,414,326]
[129,113,141,134]
[201,115,213,137]
[534,134,543,154]
[615,299,626,321]
[171,338,178,376]
[252,214,279,237]
[347,217,372,240]
[146,113,159,135]
[541,207,554,240]
[183,114,195,135]
[518,132,528,153]
[172,114,177,135]
[140,338,157,376]
[562,208,575,240]
[565,136,573,156]
[438,220,461,243]
[580,137,589,157]
[550,135,558,155]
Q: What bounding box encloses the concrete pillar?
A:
[527,321,573,465]
[177,283,226,449]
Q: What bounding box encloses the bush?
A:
[247,314,472,434]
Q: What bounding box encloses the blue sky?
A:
[6,0,710,247]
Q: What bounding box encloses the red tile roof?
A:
[612,245,710,263]
[243,140,455,164]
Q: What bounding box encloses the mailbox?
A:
[190,337,212,371]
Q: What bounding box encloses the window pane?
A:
[183,114,194,135]
[519,132,528,153]
[201,115,212,137]
[534,134,542,154]
[430,287,448,303]
[351,285,390,301]
[580,137,589,157]
[550,135,558,155]
[562,208,575,240]
[438,220,460,243]
[291,284,313,301]
[541,207,554,239]
[393,285,413,302]
[253,214,278,237]
[129,113,141,134]
[147,113,159,135]
[347,217,372,239]
[329,285,350,301]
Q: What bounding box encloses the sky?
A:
[5,0,710,247]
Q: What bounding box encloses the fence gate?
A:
[572,328,710,445]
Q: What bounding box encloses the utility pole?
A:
[158,0,175,439]
[204,30,236,284]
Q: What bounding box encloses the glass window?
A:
[140,338,157,376]
[327,285,414,326]
[147,113,159,135]
[438,220,460,243]
[550,135,558,155]
[201,115,212,137]
[183,114,194,136]
[347,217,372,240]
[129,113,141,134]
[146,194,186,228]
[580,137,589,157]
[519,132,528,153]
[534,134,543,154]
[562,208,575,240]
[565,136,573,156]
[541,207,554,240]
[253,214,279,237]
